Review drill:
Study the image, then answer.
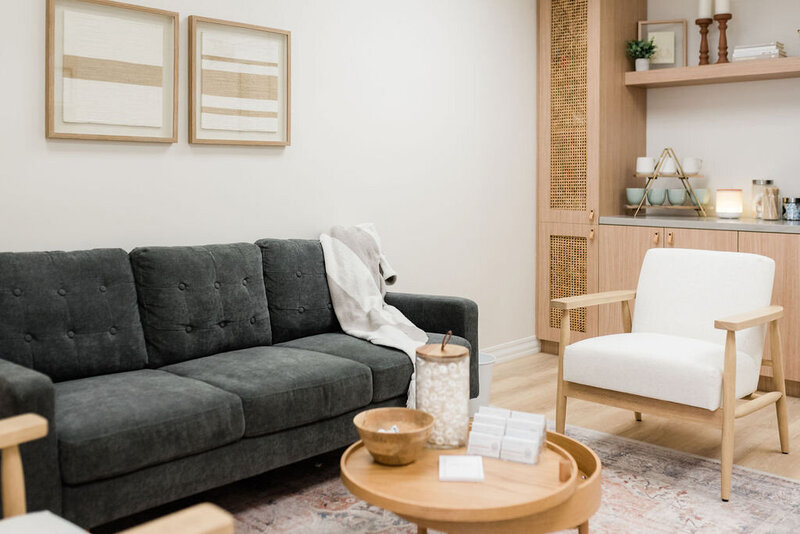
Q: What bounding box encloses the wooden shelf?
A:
[625,204,702,211]
[624,57,800,88]
[634,173,703,179]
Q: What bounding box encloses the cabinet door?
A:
[739,232,800,383]
[598,225,662,336]
[664,228,737,251]
[537,222,598,343]
[538,0,598,225]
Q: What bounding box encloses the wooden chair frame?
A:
[551,290,789,501]
[0,413,48,518]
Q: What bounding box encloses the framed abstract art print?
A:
[189,16,291,146]
[46,0,178,142]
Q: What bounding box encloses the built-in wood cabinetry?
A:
[536,0,646,342]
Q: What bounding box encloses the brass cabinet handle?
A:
[653,232,660,245]
[589,228,595,241]
[667,232,674,246]
[588,210,595,222]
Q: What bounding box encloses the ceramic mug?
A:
[682,157,703,175]
[692,188,710,205]
[636,157,656,175]
[660,158,677,175]
[647,189,667,206]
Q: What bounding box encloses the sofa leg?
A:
[634,411,642,422]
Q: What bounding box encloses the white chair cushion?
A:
[633,248,774,370]
[563,333,760,411]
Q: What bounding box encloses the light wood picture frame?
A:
[638,19,688,69]
[189,16,291,146]
[46,0,178,143]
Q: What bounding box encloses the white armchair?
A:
[552,248,789,501]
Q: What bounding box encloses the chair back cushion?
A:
[0,249,148,381]
[632,248,774,366]
[130,243,272,367]
[255,239,340,343]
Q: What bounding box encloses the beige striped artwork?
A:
[61,9,164,128]
[200,32,280,132]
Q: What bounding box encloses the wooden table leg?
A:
[417,526,428,534]
[578,520,589,534]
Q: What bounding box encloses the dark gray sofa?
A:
[0,238,478,528]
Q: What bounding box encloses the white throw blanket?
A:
[320,224,428,407]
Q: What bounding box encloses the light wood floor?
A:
[490,352,800,480]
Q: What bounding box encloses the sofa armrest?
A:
[384,292,480,398]
[0,359,61,514]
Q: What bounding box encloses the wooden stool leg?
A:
[578,520,589,534]
[2,445,26,517]
[634,411,642,422]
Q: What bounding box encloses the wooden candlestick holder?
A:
[696,18,713,65]
[714,13,733,64]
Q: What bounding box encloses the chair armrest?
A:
[0,414,48,450]
[551,290,636,310]
[384,292,479,398]
[120,503,234,534]
[0,359,62,514]
[714,305,783,332]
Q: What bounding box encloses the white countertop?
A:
[599,215,800,234]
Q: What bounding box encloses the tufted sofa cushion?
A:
[255,239,340,343]
[130,243,272,367]
[0,249,147,382]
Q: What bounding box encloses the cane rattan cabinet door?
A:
[537,222,598,343]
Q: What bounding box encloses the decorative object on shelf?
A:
[668,189,687,206]
[682,157,703,175]
[636,156,656,174]
[627,147,708,218]
[716,189,743,218]
[698,0,713,19]
[714,13,733,64]
[752,179,775,219]
[692,188,711,205]
[415,332,470,449]
[46,0,178,142]
[696,18,713,65]
[627,38,657,71]
[626,188,646,205]
[637,20,688,69]
[714,0,731,16]
[733,42,786,62]
[352,407,434,466]
[189,16,291,146]
[762,187,781,221]
[783,197,800,221]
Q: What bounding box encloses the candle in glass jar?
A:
[714,0,731,15]
[698,0,712,18]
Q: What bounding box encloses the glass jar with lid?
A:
[752,179,773,219]
[783,198,800,221]
[415,334,470,449]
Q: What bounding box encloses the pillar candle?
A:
[714,0,731,15]
[698,0,712,19]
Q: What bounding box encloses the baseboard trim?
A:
[483,336,541,363]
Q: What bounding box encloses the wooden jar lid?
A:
[416,343,469,362]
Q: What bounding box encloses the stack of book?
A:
[733,42,786,61]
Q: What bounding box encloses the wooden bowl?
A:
[353,408,434,466]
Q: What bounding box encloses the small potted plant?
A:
[626,38,657,72]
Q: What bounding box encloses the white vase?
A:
[635,58,650,72]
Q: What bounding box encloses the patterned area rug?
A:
[100,425,800,533]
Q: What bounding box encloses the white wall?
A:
[647,0,800,216]
[0,1,537,350]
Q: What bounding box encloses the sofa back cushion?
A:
[130,243,272,367]
[0,249,148,381]
[255,239,340,343]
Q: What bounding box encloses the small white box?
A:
[505,428,541,442]
[500,436,540,465]
[510,411,546,426]
[467,431,502,458]
[506,418,545,436]
[478,406,511,419]
[439,455,485,482]
[471,421,505,437]
[473,413,507,429]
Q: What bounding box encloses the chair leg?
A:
[720,331,737,502]
[556,394,567,433]
[556,310,571,434]
[578,521,589,534]
[634,411,642,422]
[769,321,790,454]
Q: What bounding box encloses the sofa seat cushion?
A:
[277,332,471,402]
[161,346,372,437]
[563,333,760,411]
[54,369,245,485]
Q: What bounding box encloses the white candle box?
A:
[466,430,502,458]
[500,435,541,465]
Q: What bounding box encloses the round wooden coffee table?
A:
[340,431,601,534]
